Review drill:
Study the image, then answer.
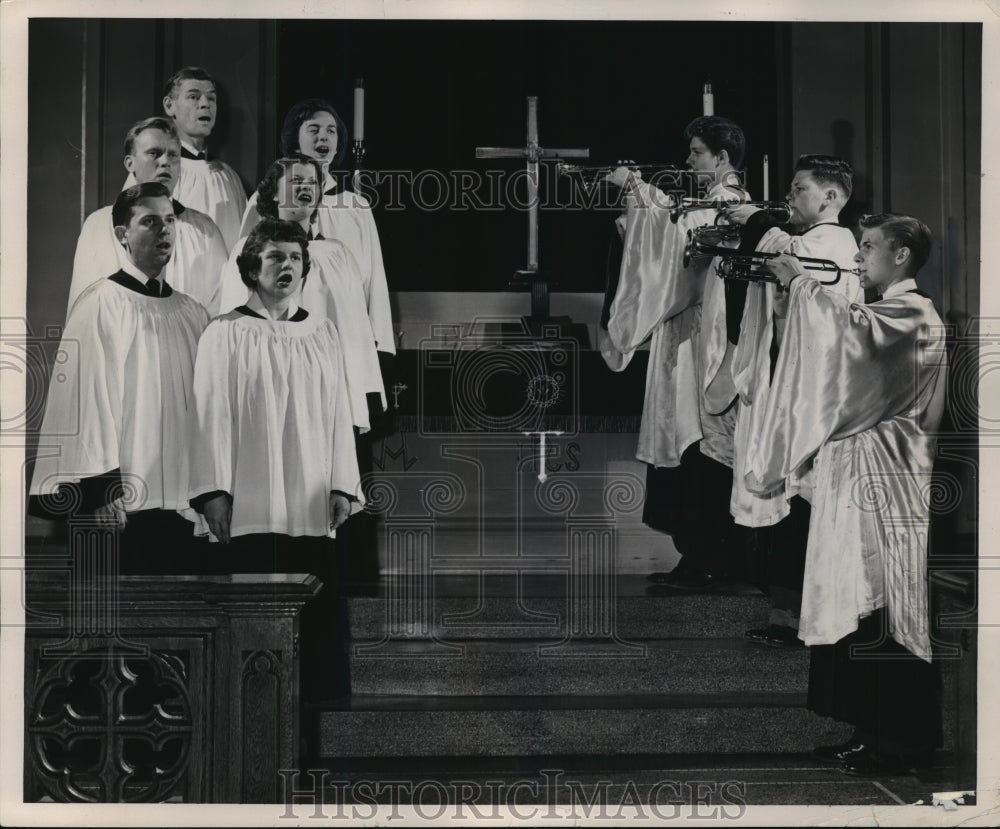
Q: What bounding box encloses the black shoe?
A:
[840,748,934,778]
[744,625,806,649]
[812,738,869,764]
[647,561,721,591]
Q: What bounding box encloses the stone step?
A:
[349,637,809,696]
[348,575,770,641]
[317,693,851,757]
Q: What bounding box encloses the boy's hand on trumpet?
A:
[763,253,808,289]
[719,202,762,225]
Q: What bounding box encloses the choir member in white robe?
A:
[123,67,247,252]
[721,155,863,646]
[238,98,394,366]
[748,213,945,775]
[188,219,362,700]
[601,116,752,590]
[68,117,228,318]
[29,183,209,574]
[218,156,386,433]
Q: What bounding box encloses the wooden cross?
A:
[476,97,589,318]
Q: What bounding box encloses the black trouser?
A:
[226,533,349,703]
[750,495,811,626]
[117,509,210,575]
[808,608,942,757]
[643,442,752,580]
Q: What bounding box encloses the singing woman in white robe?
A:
[188,220,363,541]
[218,156,386,432]
[238,99,394,358]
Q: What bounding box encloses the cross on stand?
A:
[476,97,589,336]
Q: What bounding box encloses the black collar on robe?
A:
[181,146,209,162]
[109,270,173,297]
[236,305,309,322]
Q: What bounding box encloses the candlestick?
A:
[353,77,365,142]
[702,83,714,116]
[763,154,769,201]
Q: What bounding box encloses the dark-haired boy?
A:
[723,155,863,645]
[124,67,247,251]
[29,183,209,573]
[752,213,946,775]
[601,115,752,590]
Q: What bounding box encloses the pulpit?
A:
[23,570,319,803]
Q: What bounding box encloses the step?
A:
[317,693,851,757]
[349,637,809,696]
[348,574,771,641]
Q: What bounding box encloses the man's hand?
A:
[764,253,807,290]
[719,203,761,225]
[203,494,232,544]
[330,493,352,531]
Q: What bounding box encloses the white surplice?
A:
[602,180,747,469]
[745,277,947,660]
[66,202,228,319]
[217,236,385,432]
[730,222,863,526]
[240,182,394,355]
[30,272,209,522]
[188,310,363,539]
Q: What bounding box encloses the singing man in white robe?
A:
[218,155,387,434]
[239,98,394,368]
[601,116,752,591]
[749,213,946,777]
[123,67,247,252]
[721,154,863,647]
[29,182,209,574]
[67,116,228,318]
[188,219,362,700]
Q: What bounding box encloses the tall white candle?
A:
[763,154,769,201]
[702,83,714,116]
[353,77,365,142]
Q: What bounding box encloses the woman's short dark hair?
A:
[795,154,854,200]
[255,155,324,220]
[112,181,172,228]
[859,213,933,275]
[683,116,746,169]
[236,220,312,289]
[280,98,349,167]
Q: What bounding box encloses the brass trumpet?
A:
[672,199,791,225]
[556,161,703,194]
[683,225,861,287]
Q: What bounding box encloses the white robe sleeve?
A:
[30,288,124,496]
[188,320,235,502]
[353,194,395,355]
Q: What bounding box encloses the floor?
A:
[306,751,972,812]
